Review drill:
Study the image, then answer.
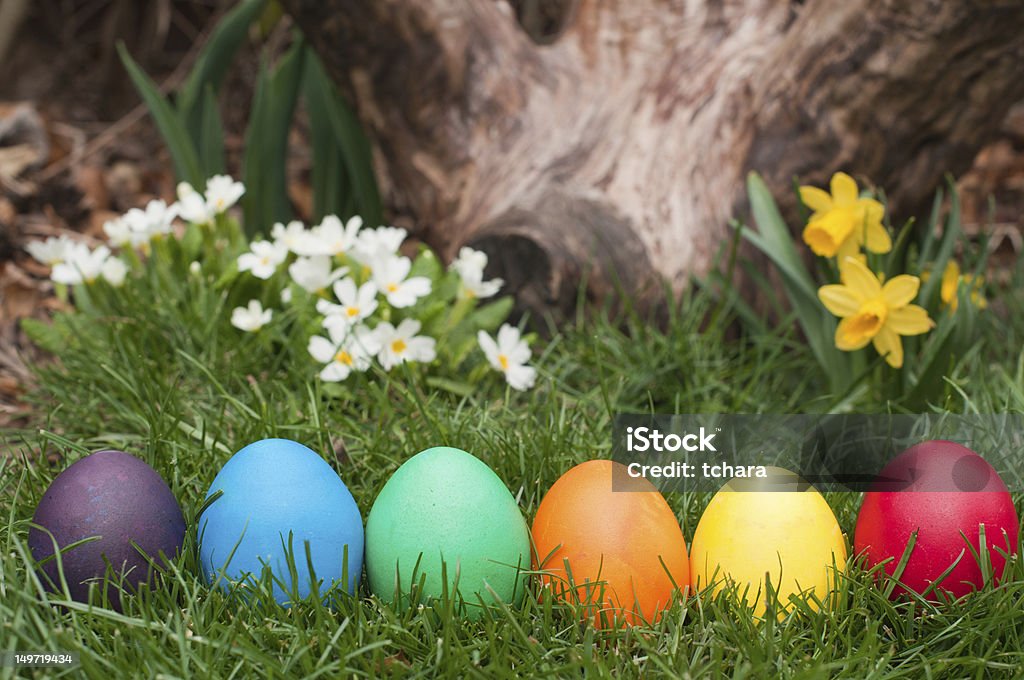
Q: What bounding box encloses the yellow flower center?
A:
[803,209,855,257]
[334,350,353,366]
[387,283,399,293]
[346,306,359,317]
[391,339,407,354]
[498,354,509,371]
[841,298,888,344]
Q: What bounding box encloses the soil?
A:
[0,2,1021,428]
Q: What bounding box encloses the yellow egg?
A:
[689,469,847,617]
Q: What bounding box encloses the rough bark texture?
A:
[282,0,1024,317]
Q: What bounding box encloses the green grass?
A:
[3,264,1024,679]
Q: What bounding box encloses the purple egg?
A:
[28,450,186,608]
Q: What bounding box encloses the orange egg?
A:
[532,460,689,627]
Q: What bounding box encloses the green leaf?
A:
[22,317,69,354]
[883,218,917,281]
[117,42,202,185]
[742,173,845,387]
[919,187,945,265]
[424,377,475,397]
[242,40,306,237]
[198,85,226,177]
[468,297,514,332]
[304,58,344,221]
[903,309,960,406]
[410,249,443,282]
[302,52,382,228]
[920,178,961,305]
[178,0,269,138]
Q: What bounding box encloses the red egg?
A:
[854,440,1019,599]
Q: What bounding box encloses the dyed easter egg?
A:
[855,440,1019,599]
[365,446,530,617]
[689,469,847,617]
[531,460,689,627]
[199,439,363,604]
[29,450,185,608]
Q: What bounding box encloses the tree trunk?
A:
[281,0,1024,318]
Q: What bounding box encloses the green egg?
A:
[365,446,531,617]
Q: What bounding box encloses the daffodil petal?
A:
[831,172,859,208]
[799,186,833,214]
[861,198,884,222]
[887,305,933,335]
[803,211,855,257]
[835,316,874,351]
[863,221,892,254]
[819,285,862,316]
[873,326,904,368]
[881,275,919,307]
[839,256,882,298]
[941,261,960,304]
[836,238,860,264]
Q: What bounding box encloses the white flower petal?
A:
[505,364,537,391]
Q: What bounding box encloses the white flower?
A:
[452,247,503,299]
[308,323,379,382]
[230,300,272,332]
[374,319,436,370]
[101,257,127,287]
[288,255,347,293]
[175,181,215,225]
[281,287,293,304]
[123,199,177,243]
[26,236,73,266]
[372,255,431,308]
[272,220,309,254]
[175,177,244,224]
[237,240,288,279]
[353,226,407,264]
[293,215,362,258]
[478,324,536,391]
[205,175,245,214]
[51,243,112,285]
[189,261,202,275]
[102,216,134,247]
[316,278,378,326]
[116,211,155,249]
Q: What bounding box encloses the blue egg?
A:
[198,438,363,603]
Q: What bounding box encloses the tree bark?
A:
[282,0,1024,317]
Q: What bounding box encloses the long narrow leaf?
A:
[743,173,848,390]
[304,55,346,221]
[198,85,226,177]
[242,40,306,237]
[178,0,269,138]
[919,187,945,265]
[303,53,382,228]
[117,42,202,185]
[920,178,961,304]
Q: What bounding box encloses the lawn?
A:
[2,255,1024,679]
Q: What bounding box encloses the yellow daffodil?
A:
[940,260,987,311]
[800,172,891,260]
[818,257,934,368]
